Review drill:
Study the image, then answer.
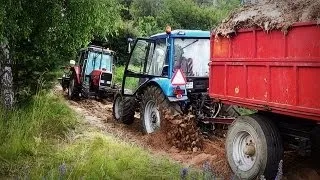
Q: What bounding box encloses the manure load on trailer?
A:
[209,0,320,179]
[215,0,320,36]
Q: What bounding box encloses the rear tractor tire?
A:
[141,86,169,134]
[68,75,79,100]
[112,93,135,125]
[226,114,283,180]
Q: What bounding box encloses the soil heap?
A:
[151,110,204,152]
[215,0,320,36]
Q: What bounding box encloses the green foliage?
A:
[129,0,240,33]
[114,66,125,85]
[136,16,162,37]
[238,107,257,116]
[1,0,123,98]
[111,0,239,65]
[114,66,140,91]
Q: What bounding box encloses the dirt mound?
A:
[146,111,204,152]
[163,111,204,152]
[215,0,320,36]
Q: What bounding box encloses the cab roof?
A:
[80,45,115,54]
[150,30,210,40]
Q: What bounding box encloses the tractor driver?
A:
[173,45,194,76]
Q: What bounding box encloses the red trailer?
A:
[209,22,320,179]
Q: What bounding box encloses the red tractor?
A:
[59,45,118,100]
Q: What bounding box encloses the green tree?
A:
[0,0,123,103]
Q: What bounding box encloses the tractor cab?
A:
[62,45,117,99]
[122,27,210,101]
[78,46,114,90]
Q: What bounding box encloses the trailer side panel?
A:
[209,22,320,121]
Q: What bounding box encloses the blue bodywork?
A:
[126,29,210,102]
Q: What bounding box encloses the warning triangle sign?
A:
[171,69,186,85]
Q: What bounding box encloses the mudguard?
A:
[70,66,81,84]
[137,77,188,102]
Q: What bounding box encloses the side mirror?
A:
[127,38,134,54]
[69,60,76,66]
[114,56,119,64]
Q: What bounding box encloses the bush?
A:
[114,66,125,85]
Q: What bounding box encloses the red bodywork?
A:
[91,70,103,86]
[71,66,81,84]
[209,22,320,121]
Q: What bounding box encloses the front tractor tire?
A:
[68,75,79,100]
[112,93,135,125]
[141,86,169,134]
[226,115,283,180]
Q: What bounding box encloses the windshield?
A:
[174,38,210,77]
[85,51,113,75]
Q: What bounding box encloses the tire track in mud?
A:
[61,94,232,178]
[57,87,320,179]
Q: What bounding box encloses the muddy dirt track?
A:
[58,88,320,180]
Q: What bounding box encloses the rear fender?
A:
[137,78,188,102]
[70,66,81,84]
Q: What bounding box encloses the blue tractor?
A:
[112,26,239,133]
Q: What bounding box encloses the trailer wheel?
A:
[226,115,283,180]
[112,93,135,125]
[68,74,79,100]
[141,86,169,134]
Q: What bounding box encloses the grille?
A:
[100,72,112,86]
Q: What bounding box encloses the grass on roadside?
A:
[29,132,192,179]
[0,91,202,179]
[0,91,77,177]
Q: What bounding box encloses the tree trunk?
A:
[0,39,14,109]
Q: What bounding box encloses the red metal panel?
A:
[298,67,320,109]
[210,65,225,95]
[247,66,268,101]
[256,31,285,58]
[270,66,295,105]
[232,31,255,58]
[287,25,320,58]
[209,22,320,121]
[226,65,246,97]
[212,37,229,58]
